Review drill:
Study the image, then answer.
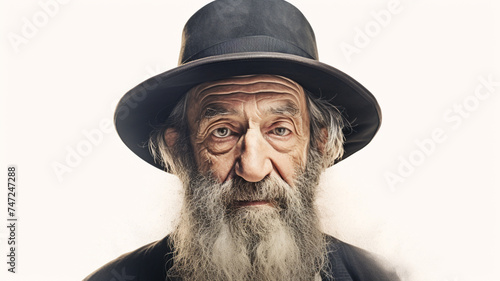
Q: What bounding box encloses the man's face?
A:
[186,75,311,187]
[168,75,326,281]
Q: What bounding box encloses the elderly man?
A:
[85,0,400,280]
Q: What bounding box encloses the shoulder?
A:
[322,235,401,281]
[82,235,173,281]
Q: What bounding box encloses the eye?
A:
[271,127,291,136]
[212,127,232,138]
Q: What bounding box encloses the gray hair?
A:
[148,89,346,175]
[305,89,346,166]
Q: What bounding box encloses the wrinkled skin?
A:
[186,75,311,191]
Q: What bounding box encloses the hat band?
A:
[180,35,317,65]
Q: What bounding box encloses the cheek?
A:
[270,123,310,182]
[274,156,297,184]
[194,145,237,182]
[296,131,310,169]
[266,134,309,184]
[275,149,308,185]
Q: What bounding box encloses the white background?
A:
[1,0,499,280]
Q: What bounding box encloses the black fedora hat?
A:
[114,0,381,171]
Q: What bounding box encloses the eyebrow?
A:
[266,102,299,117]
[201,105,237,119]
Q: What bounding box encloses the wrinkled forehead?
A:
[186,74,308,120]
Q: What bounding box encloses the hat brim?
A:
[114,52,381,171]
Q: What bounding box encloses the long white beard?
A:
[168,151,327,281]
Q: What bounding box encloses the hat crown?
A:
[179,0,318,65]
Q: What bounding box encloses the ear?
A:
[164,128,179,147]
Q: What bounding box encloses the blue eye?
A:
[213,127,232,138]
[272,127,291,136]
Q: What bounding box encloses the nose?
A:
[235,129,273,182]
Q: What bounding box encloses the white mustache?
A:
[220,176,296,207]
